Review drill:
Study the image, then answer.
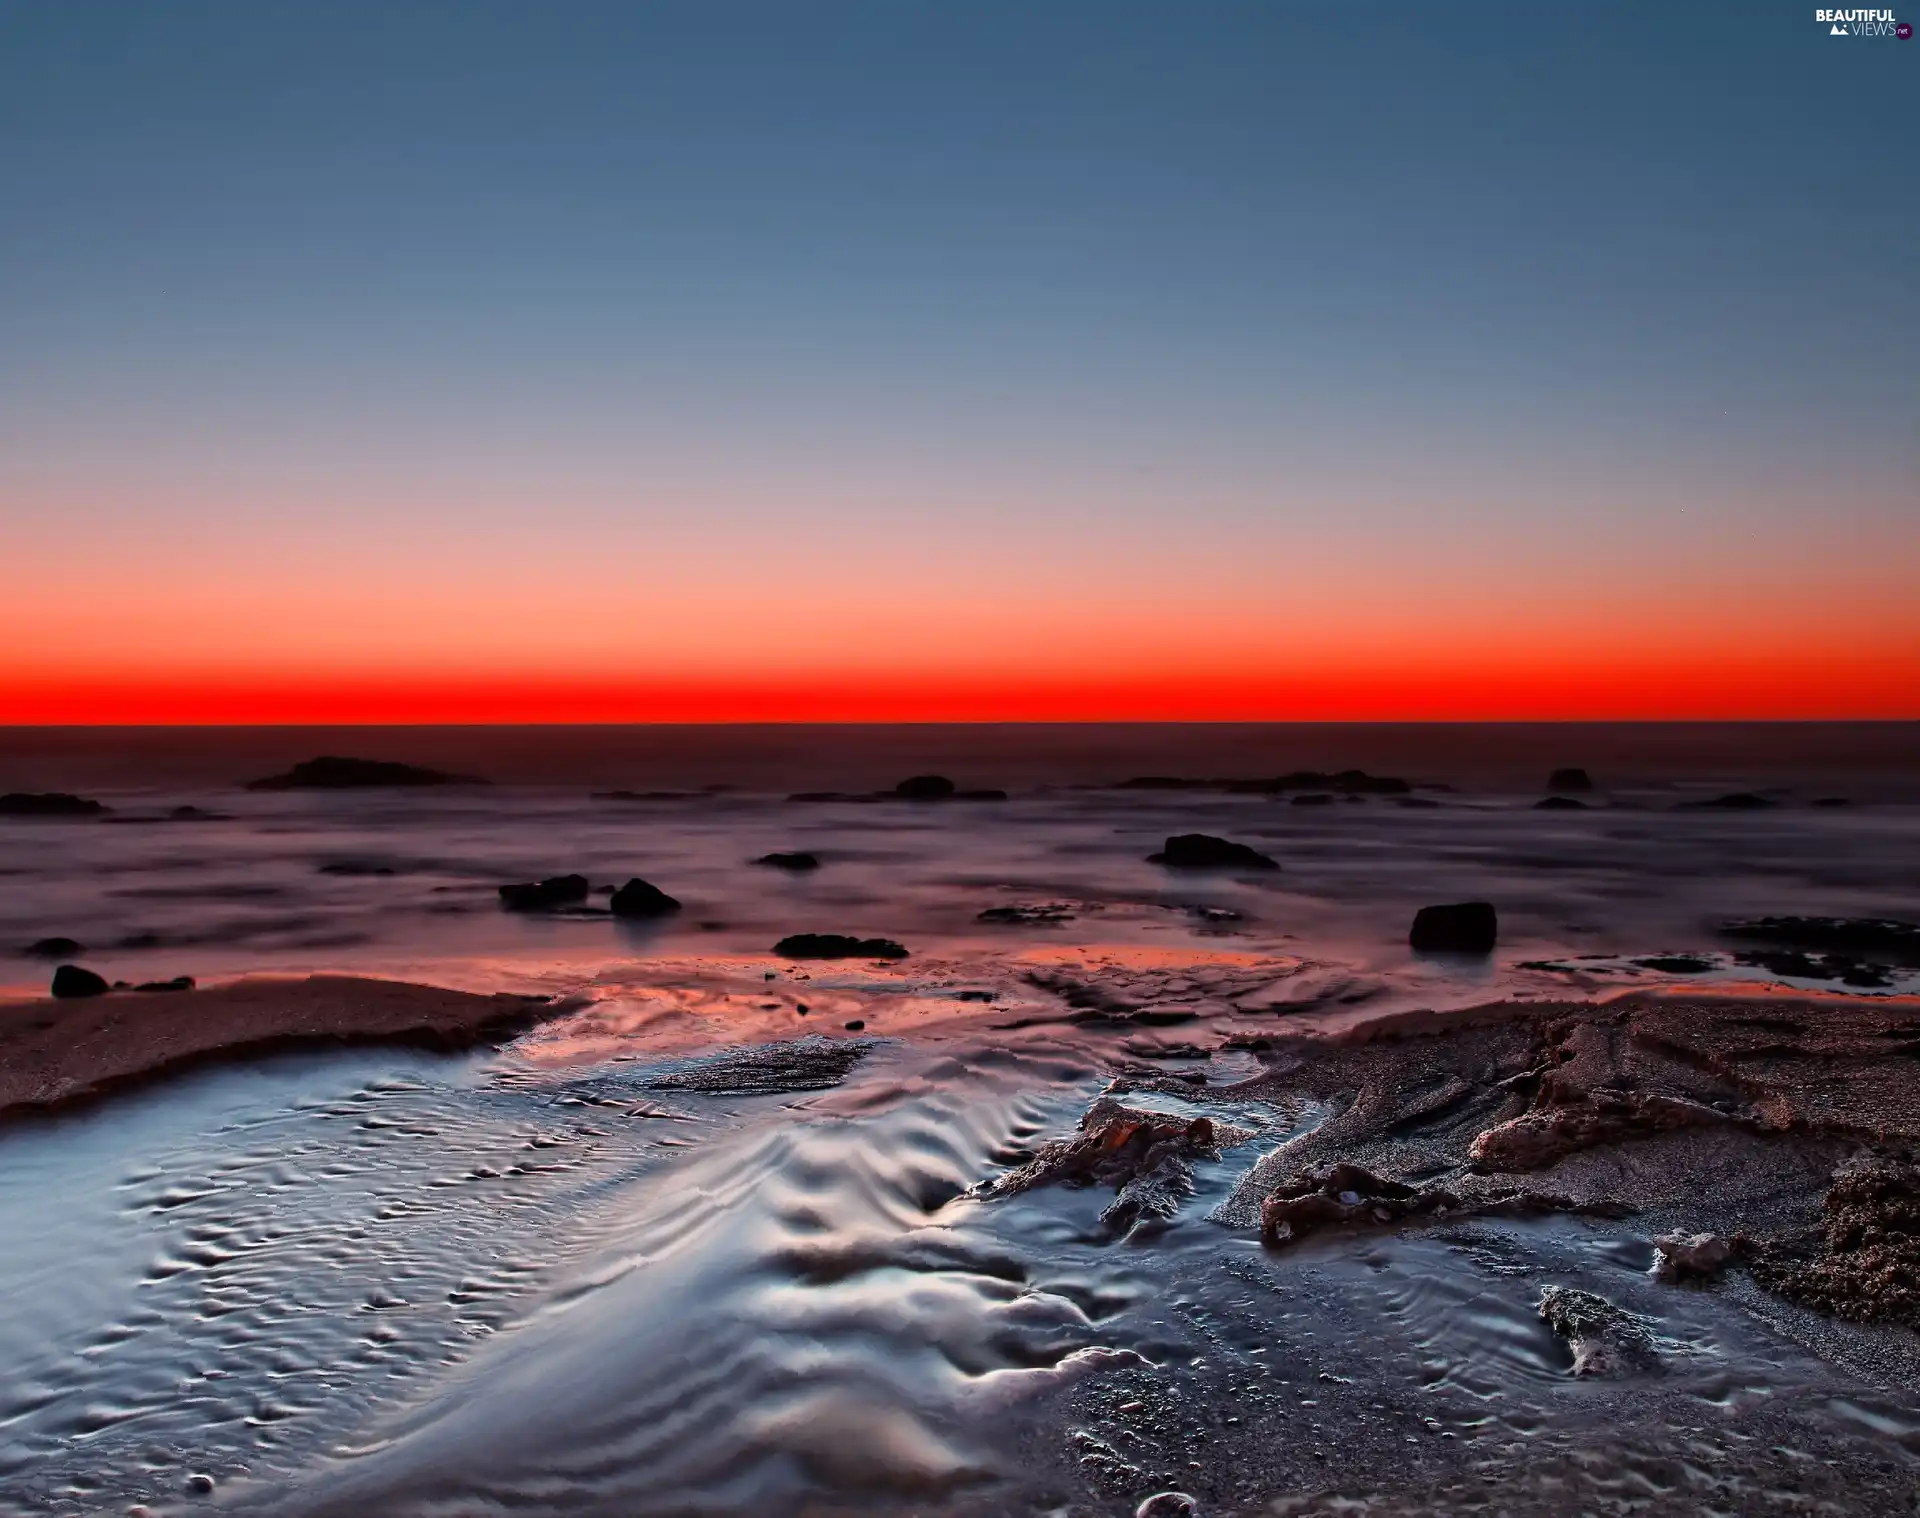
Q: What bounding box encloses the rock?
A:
[24,937,84,959]
[977,903,1075,925]
[51,965,110,998]
[244,757,479,790]
[1718,916,1920,964]
[1733,947,1893,989]
[609,877,682,919]
[317,861,397,876]
[650,1035,872,1094]
[1811,796,1852,808]
[1547,768,1595,793]
[1136,1494,1200,1518]
[497,874,591,912]
[1537,1286,1656,1376]
[1409,901,1498,954]
[0,792,108,817]
[894,775,956,800]
[1469,1089,1730,1172]
[1290,793,1335,806]
[1262,1162,1452,1245]
[1676,792,1775,811]
[1745,1156,1920,1329]
[1651,1231,1730,1282]
[773,933,909,960]
[844,1019,866,1031]
[1148,834,1278,870]
[1534,796,1589,810]
[754,851,821,872]
[134,976,196,993]
[1117,770,1409,796]
[166,805,221,820]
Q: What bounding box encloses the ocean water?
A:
[2,724,1918,1515]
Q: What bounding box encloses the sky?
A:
[1,1,1915,723]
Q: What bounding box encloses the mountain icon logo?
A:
[1830,21,1848,30]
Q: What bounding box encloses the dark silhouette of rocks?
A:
[773,933,909,960]
[1547,768,1595,793]
[894,774,956,800]
[1732,948,1892,989]
[789,780,1007,803]
[1409,901,1498,954]
[245,757,480,791]
[166,805,222,820]
[1718,916,1920,964]
[1535,796,1589,810]
[0,792,108,817]
[1811,797,1852,808]
[1677,792,1776,811]
[25,937,84,959]
[1148,834,1278,870]
[318,861,397,876]
[134,976,196,993]
[609,877,682,919]
[978,903,1075,925]
[754,851,821,872]
[498,874,590,912]
[51,965,110,998]
[1291,793,1335,807]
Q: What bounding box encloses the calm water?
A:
[2,725,1918,1514]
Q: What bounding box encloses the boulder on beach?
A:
[1547,768,1595,793]
[25,937,85,959]
[51,964,111,998]
[1409,901,1498,954]
[0,792,108,817]
[753,851,821,872]
[244,756,479,791]
[773,933,910,960]
[498,874,590,912]
[1147,834,1278,871]
[609,877,682,919]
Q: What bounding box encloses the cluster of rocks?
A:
[497,874,682,919]
[1147,834,1278,871]
[244,756,480,790]
[1115,770,1413,796]
[772,933,909,960]
[50,965,195,999]
[0,792,108,817]
[788,775,1008,803]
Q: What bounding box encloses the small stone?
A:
[184,1473,215,1495]
[1135,1493,1199,1518]
[1652,1231,1731,1281]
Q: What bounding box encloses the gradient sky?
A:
[2,1,1915,722]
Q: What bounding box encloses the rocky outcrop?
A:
[1535,796,1589,811]
[1546,768,1594,793]
[1469,1088,1732,1172]
[498,874,590,912]
[609,878,682,919]
[1409,901,1497,954]
[1537,1286,1657,1376]
[50,965,110,998]
[754,851,821,872]
[1676,792,1776,811]
[1743,1156,1920,1329]
[1718,915,1920,965]
[24,937,84,959]
[244,757,479,790]
[978,903,1075,925]
[0,792,108,817]
[1116,770,1411,796]
[1148,834,1278,870]
[773,933,909,960]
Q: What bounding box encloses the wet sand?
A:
[0,974,554,1116]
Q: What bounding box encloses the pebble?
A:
[1135,1493,1199,1518]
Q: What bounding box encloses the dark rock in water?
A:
[1652,1231,1731,1282]
[1811,796,1852,808]
[51,964,110,998]
[1148,834,1278,871]
[0,792,108,817]
[1395,796,1442,809]
[978,903,1075,925]
[1535,795,1589,810]
[245,756,479,791]
[894,774,956,800]
[1537,1286,1657,1377]
[318,861,397,877]
[25,937,85,959]
[649,1036,873,1094]
[134,976,196,993]
[1632,954,1714,974]
[773,933,909,960]
[167,805,222,820]
[844,1019,866,1031]
[1265,768,1411,796]
[609,877,682,919]
[1410,901,1498,954]
[1676,792,1776,811]
[1733,948,1893,989]
[1290,793,1335,807]
[754,851,821,872]
[497,874,591,912]
[1718,915,1920,964]
[1547,767,1595,793]
[955,788,1009,800]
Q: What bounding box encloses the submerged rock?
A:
[609,878,682,919]
[754,851,821,872]
[1547,767,1595,793]
[1534,796,1589,811]
[978,903,1076,925]
[774,933,909,960]
[24,937,85,959]
[51,965,110,998]
[1409,901,1498,954]
[244,756,479,790]
[1148,834,1278,871]
[1537,1286,1657,1376]
[1718,916,1920,964]
[1733,947,1893,989]
[649,1036,873,1094]
[1261,1162,1456,1245]
[498,874,591,912]
[0,792,108,817]
[1676,792,1776,811]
